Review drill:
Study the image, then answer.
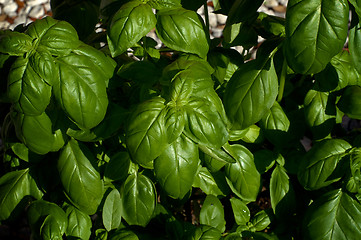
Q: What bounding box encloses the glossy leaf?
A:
[26,17,79,56]
[338,86,361,120]
[0,169,43,221]
[230,197,250,226]
[349,15,361,74]
[58,139,104,215]
[164,105,186,144]
[107,1,156,57]
[121,173,156,227]
[250,210,272,232]
[225,144,260,202]
[126,97,168,168]
[285,0,349,74]
[298,139,352,190]
[303,189,361,239]
[350,0,361,19]
[154,134,199,199]
[224,57,278,130]
[184,98,228,148]
[7,53,53,115]
[193,166,226,197]
[27,200,68,240]
[54,51,108,129]
[110,228,139,240]
[13,111,64,155]
[0,31,33,56]
[64,204,92,240]
[200,195,226,233]
[148,0,181,10]
[156,8,209,58]
[103,189,122,231]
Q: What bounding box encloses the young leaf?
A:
[154,134,199,199]
[0,31,33,56]
[0,169,43,221]
[224,56,278,130]
[184,98,228,148]
[298,139,352,190]
[156,8,209,58]
[225,144,261,202]
[107,1,156,57]
[126,97,168,168]
[64,205,92,240]
[250,210,272,232]
[200,195,226,233]
[25,17,80,57]
[58,139,104,215]
[103,189,122,232]
[285,0,349,74]
[121,173,156,227]
[27,200,68,240]
[230,197,250,226]
[54,52,108,129]
[270,165,296,218]
[303,189,361,239]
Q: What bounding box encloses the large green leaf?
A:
[226,0,264,24]
[103,189,122,231]
[0,169,43,221]
[337,85,361,120]
[121,173,156,227]
[348,14,361,75]
[0,31,33,56]
[285,0,349,74]
[156,8,209,58]
[184,98,228,148]
[225,144,260,202]
[64,204,92,240]
[230,197,250,226]
[154,134,199,199]
[349,0,361,19]
[27,200,68,240]
[57,139,104,215]
[126,97,168,168]
[13,111,64,155]
[107,1,156,57]
[193,166,227,197]
[25,17,79,56]
[298,139,352,190]
[200,195,226,233]
[54,51,108,129]
[224,57,278,130]
[164,105,186,144]
[303,189,361,239]
[304,89,336,139]
[7,52,53,115]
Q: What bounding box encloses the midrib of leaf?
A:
[0,169,29,209]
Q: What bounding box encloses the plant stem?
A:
[204,1,210,31]
[277,58,288,102]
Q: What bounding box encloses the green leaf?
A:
[104,152,131,183]
[164,105,186,144]
[224,56,278,130]
[226,0,264,24]
[304,89,336,139]
[230,197,250,226]
[148,0,181,10]
[303,189,361,239]
[0,169,43,221]
[169,69,195,104]
[58,139,104,215]
[223,22,258,49]
[350,0,361,19]
[27,200,68,240]
[253,150,277,174]
[225,144,260,202]
[184,98,228,148]
[154,134,199,199]
[347,148,361,193]
[110,228,139,240]
[156,8,209,58]
[54,51,108,129]
[26,17,79,56]
[285,0,349,74]
[199,144,236,165]
[64,204,92,240]
[193,166,226,197]
[121,173,156,227]
[337,86,361,120]
[250,210,272,232]
[126,97,168,168]
[298,139,352,190]
[107,1,156,57]
[8,52,53,115]
[347,14,361,75]
[200,195,226,233]
[0,31,33,56]
[13,111,64,155]
[270,165,296,217]
[103,189,122,231]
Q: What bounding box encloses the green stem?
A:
[204,1,209,31]
[277,58,288,102]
